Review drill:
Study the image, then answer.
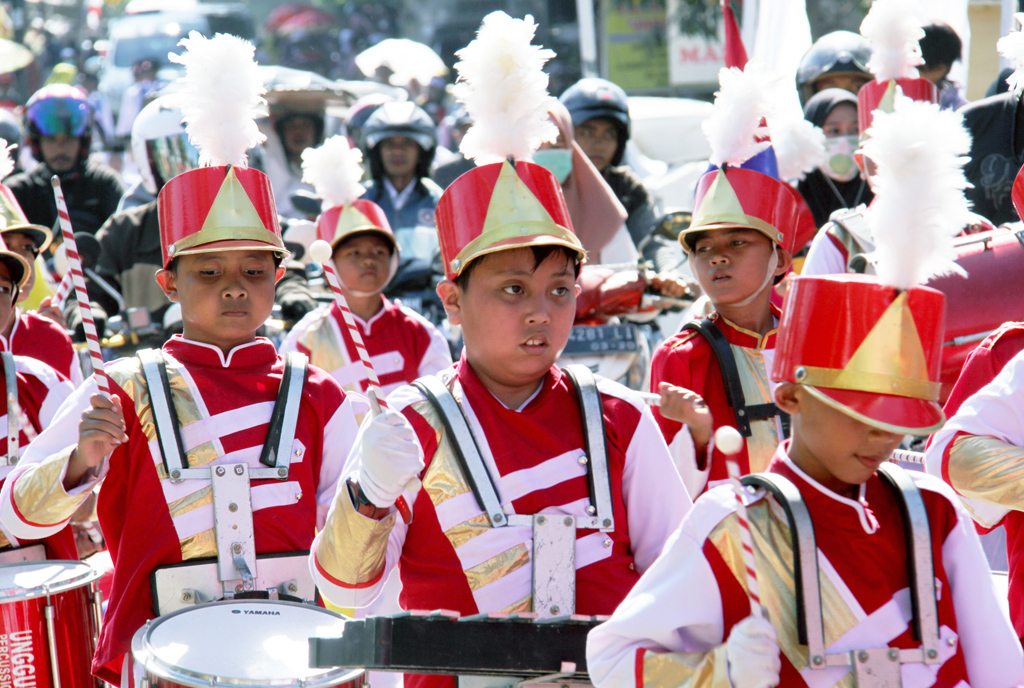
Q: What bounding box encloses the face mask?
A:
[821,135,859,183]
[532,148,573,184]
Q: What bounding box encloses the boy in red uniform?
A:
[589,84,1021,682]
[589,270,1024,687]
[309,12,690,688]
[0,33,361,687]
[281,136,451,403]
[649,66,816,496]
[0,232,76,560]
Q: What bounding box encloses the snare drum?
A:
[0,559,103,688]
[132,599,364,687]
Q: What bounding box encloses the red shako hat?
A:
[858,77,937,134]
[435,160,584,280]
[773,274,945,434]
[158,165,284,267]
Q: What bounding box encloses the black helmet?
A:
[796,31,872,105]
[363,101,436,180]
[0,109,22,157]
[559,78,630,167]
[24,84,92,163]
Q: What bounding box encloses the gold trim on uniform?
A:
[109,357,218,472]
[732,345,779,472]
[418,400,473,508]
[299,316,351,384]
[641,645,731,688]
[464,543,529,591]
[948,435,1024,523]
[168,485,214,521]
[180,528,218,560]
[501,594,532,615]
[708,497,859,675]
[12,447,90,527]
[317,483,397,587]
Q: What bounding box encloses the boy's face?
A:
[439,248,577,403]
[332,234,392,296]
[156,250,283,354]
[0,264,14,330]
[3,232,36,300]
[776,383,903,498]
[690,227,787,308]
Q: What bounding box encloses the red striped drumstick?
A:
[53,271,73,309]
[51,176,108,394]
[717,425,763,617]
[310,240,418,523]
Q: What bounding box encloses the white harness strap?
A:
[1,351,17,466]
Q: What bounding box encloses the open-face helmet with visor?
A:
[131,95,200,195]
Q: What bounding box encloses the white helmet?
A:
[131,95,199,195]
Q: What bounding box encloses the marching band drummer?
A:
[0,225,76,561]
[587,78,1024,688]
[310,13,690,688]
[0,33,362,687]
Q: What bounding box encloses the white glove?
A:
[725,615,781,688]
[355,409,425,509]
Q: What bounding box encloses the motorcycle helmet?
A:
[131,95,199,195]
[363,101,436,180]
[796,31,872,105]
[344,94,394,150]
[559,77,630,166]
[24,84,92,162]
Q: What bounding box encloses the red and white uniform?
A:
[0,354,76,559]
[280,298,452,399]
[650,308,783,497]
[927,346,1024,639]
[0,335,360,686]
[588,443,1024,688]
[801,205,872,277]
[312,357,691,688]
[1,309,82,386]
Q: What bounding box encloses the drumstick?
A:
[53,271,72,309]
[717,425,763,617]
[309,240,418,523]
[890,449,924,464]
[52,177,109,395]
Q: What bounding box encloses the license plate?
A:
[562,324,639,355]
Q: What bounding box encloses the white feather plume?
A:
[453,11,558,165]
[0,139,15,181]
[766,86,826,181]
[998,15,1024,93]
[703,64,775,167]
[863,92,971,289]
[860,0,925,81]
[168,32,267,168]
[301,135,366,210]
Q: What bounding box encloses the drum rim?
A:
[131,598,363,687]
[0,559,102,601]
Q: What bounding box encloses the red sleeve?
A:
[941,324,1024,420]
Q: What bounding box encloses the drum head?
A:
[0,560,101,601]
[133,599,361,687]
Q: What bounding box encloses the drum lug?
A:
[89,581,104,645]
[276,579,301,598]
[44,593,62,688]
[180,588,203,606]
